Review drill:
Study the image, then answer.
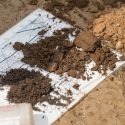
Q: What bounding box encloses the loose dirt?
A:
[90,43,118,75]
[0,68,70,110]
[7,75,52,109]
[0,68,40,86]
[93,6,125,54]
[1,0,125,125]
[13,28,91,79]
[13,28,119,79]
[74,32,119,75]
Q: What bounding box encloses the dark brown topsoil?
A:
[7,76,70,110]
[13,28,91,79]
[13,29,119,79]
[0,68,71,110]
[0,68,40,86]
[44,0,77,25]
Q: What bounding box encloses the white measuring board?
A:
[0,8,125,125]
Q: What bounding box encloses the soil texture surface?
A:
[0,0,125,125]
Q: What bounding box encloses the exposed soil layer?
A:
[93,7,125,54]
[0,68,70,110]
[44,0,125,30]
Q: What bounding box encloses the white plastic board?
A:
[0,8,125,125]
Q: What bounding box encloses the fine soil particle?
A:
[67,90,72,96]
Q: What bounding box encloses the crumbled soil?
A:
[90,44,118,75]
[7,75,71,109]
[67,89,72,96]
[0,68,71,110]
[59,47,90,78]
[29,0,38,5]
[13,28,92,79]
[0,68,40,86]
[44,0,77,25]
[93,7,125,54]
[13,29,119,78]
[74,31,119,75]
[7,76,52,108]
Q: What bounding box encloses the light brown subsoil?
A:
[93,7,125,53]
[0,0,125,125]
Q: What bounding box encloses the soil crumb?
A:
[93,7,125,54]
[13,28,120,79]
[73,84,80,90]
[7,76,52,109]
